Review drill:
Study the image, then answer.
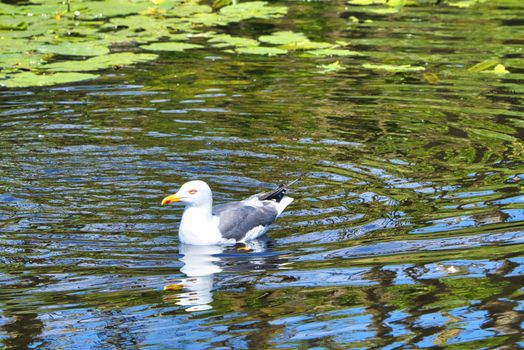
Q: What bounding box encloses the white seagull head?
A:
[162,180,213,207]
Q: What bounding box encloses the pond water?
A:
[1,1,524,349]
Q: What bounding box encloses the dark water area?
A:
[1,1,524,349]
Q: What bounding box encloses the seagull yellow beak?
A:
[161,194,181,205]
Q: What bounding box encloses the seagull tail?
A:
[258,177,301,203]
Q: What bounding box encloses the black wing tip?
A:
[258,177,301,202]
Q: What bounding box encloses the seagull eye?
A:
[188,189,198,195]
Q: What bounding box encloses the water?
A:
[1,1,523,349]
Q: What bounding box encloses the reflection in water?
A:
[1,276,47,350]
[168,240,270,312]
[167,244,223,312]
[0,0,523,348]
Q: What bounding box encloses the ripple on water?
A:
[0,1,523,348]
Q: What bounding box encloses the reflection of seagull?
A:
[161,180,296,245]
[164,241,286,312]
[166,244,223,312]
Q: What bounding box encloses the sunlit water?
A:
[1,1,524,349]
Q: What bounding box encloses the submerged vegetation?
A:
[0,0,512,87]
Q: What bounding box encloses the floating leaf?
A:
[39,42,110,56]
[236,46,288,56]
[283,42,334,51]
[186,12,226,26]
[258,31,334,51]
[479,64,509,75]
[219,1,287,21]
[447,0,486,8]
[170,3,212,17]
[0,53,48,71]
[317,61,345,73]
[306,48,361,57]
[369,7,400,14]
[348,0,386,4]
[363,63,425,72]
[1,71,99,88]
[0,38,41,54]
[208,34,259,48]
[42,53,158,72]
[140,42,203,51]
[212,0,232,9]
[107,15,172,35]
[387,0,416,6]
[73,0,151,19]
[188,1,286,26]
[467,59,499,73]
[423,72,440,84]
[259,31,309,45]
[141,6,167,16]
[0,0,285,87]
[0,2,19,15]
[492,64,509,75]
[0,21,28,31]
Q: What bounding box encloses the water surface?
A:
[1,1,523,349]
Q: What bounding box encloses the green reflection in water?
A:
[0,0,523,349]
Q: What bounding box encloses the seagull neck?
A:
[183,202,213,221]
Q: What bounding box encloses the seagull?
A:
[161,180,296,245]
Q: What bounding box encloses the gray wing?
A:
[212,201,278,241]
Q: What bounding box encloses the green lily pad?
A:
[72,0,151,19]
[0,14,40,38]
[42,53,158,72]
[0,53,48,71]
[105,15,185,40]
[363,63,426,72]
[219,1,287,21]
[0,71,99,88]
[185,12,227,26]
[258,31,335,51]
[387,0,415,5]
[169,2,212,17]
[140,42,203,51]
[0,2,20,15]
[447,0,487,8]
[236,46,288,56]
[467,59,499,73]
[481,64,509,75]
[97,31,151,46]
[39,42,110,57]
[317,61,345,73]
[492,64,509,74]
[348,0,387,4]
[107,15,163,28]
[369,7,400,14]
[259,31,309,45]
[307,48,361,57]
[208,34,259,48]
[279,41,334,51]
[212,0,232,9]
[0,20,28,31]
[423,72,440,84]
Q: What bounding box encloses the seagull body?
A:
[162,180,295,245]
